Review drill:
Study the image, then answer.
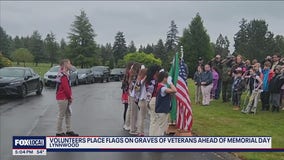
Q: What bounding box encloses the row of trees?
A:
[1,10,284,76]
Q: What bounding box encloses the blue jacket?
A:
[200,71,213,86]
[262,69,270,92]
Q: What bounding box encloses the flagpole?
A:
[181,46,184,60]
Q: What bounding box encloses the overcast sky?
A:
[1,1,284,53]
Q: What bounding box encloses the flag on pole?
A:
[168,53,179,121]
[176,58,193,131]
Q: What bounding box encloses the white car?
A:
[43,66,79,87]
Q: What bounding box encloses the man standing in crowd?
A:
[269,65,284,112]
[271,54,283,71]
[209,54,223,99]
[55,59,79,136]
[200,64,213,106]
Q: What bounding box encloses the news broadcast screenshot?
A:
[1,1,284,160]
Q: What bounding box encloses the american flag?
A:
[176,59,193,131]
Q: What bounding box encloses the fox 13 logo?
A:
[13,136,46,149]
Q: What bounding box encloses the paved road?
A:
[0,82,240,160]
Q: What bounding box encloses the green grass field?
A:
[8,62,284,159]
[188,80,284,160]
[12,62,52,77]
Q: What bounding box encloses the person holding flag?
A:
[168,49,193,134]
[154,70,177,136]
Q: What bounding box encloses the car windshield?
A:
[92,67,104,71]
[0,68,25,77]
[78,69,87,74]
[49,66,60,72]
[111,69,122,74]
[93,70,103,74]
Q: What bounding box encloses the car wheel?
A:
[100,78,104,83]
[20,84,27,98]
[106,77,110,82]
[36,82,43,95]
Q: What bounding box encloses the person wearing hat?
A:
[232,67,246,110]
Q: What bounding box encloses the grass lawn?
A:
[12,62,52,77]
[188,79,284,160]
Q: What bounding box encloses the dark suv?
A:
[91,66,110,83]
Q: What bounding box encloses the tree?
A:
[153,39,169,68]
[30,31,44,66]
[123,52,162,67]
[100,43,113,66]
[11,48,34,66]
[234,19,275,60]
[0,53,12,68]
[68,10,97,67]
[138,45,144,53]
[215,34,230,57]
[59,38,67,59]
[274,35,284,55]
[144,44,154,54]
[234,18,248,56]
[44,32,59,67]
[180,13,214,77]
[113,31,127,65]
[165,20,179,52]
[127,40,137,53]
[0,26,12,57]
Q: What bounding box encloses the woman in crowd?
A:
[193,65,203,104]
[145,65,161,136]
[128,62,141,135]
[135,66,148,136]
[122,62,134,131]
[211,66,219,100]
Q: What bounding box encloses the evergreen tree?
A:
[113,31,127,65]
[215,34,230,57]
[44,32,59,67]
[68,10,97,67]
[180,13,214,77]
[127,40,137,53]
[234,19,276,60]
[165,20,179,52]
[144,44,154,54]
[30,31,44,66]
[0,26,12,57]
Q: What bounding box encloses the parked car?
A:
[91,66,110,83]
[0,67,43,97]
[44,65,79,87]
[78,68,95,84]
[110,68,125,81]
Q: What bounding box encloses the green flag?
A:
[169,53,179,121]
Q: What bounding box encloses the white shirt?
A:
[160,84,167,97]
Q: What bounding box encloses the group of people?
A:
[121,62,177,136]
[193,53,284,114]
[53,53,284,136]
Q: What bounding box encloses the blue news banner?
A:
[13,136,274,155]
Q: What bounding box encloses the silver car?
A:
[43,66,79,87]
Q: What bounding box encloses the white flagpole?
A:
[181,46,184,60]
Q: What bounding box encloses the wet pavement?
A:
[0,82,240,160]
